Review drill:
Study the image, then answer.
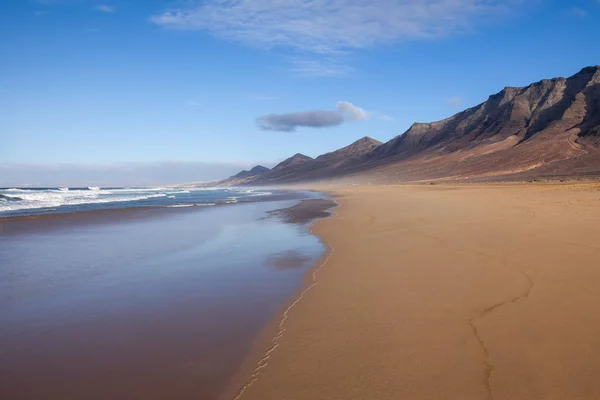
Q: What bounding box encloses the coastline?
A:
[0,190,324,235]
[0,193,335,400]
[225,182,600,400]
[221,195,339,400]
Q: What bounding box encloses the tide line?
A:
[232,243,335,400]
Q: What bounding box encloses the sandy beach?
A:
[227,182,600,400]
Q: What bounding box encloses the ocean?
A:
[0,186,281,218]
[0,188,334,399]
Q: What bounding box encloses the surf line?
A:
[232,243,335,400]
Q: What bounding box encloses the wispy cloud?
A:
[150,0,523,55]
[185,98,203,107]
[245,93,280,101]
[33,10,50,16]
[570,7,588,17]
[336,101,369,120]
[446,97,464,108]
[288,57,355,78]
[94,4,115,13]
[257,101,371,132]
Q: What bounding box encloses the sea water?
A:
[0,186,281,217]
[0,195,329,399]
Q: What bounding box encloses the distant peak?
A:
[353,136,383,145]
[579,65,600,74]
[571,65,600,81]
[291,153,312,160]
[230,164,270,179]
[250,165,270,172]
[272,153,313,170]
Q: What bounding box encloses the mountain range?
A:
[225,66,600,185]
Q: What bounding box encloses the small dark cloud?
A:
[257,110,344,132]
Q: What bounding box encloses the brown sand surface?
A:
[226,183,600,400]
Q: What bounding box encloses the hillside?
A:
[225,66,600,185]
[231,165,270,179]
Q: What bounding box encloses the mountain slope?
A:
[245,137,383,184]
[363,65,600,181]
[225,66,600,185]
[230,165,270,179]
[271,153,313,171]
[315,136,382,162]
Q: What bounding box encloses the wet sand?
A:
[267,198,337,224]
[0,198,332,400]
[227,183,600,400]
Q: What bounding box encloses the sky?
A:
[1,0,599,186]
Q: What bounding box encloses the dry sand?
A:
[226,183,600,400]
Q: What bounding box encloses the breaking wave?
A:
[0,186,283,217]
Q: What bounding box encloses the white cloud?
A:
[377,114,394,121]
[94,5,115,13]
[150,0,523,54]
[336,101,369,120]
[446,97,464,108]
[571,7,587,17]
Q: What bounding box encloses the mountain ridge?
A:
[224,66,600,185]
[230,165,270,179]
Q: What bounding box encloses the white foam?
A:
[165,203,216,208]
[247,191,272,197]
[0,188,167,213]
[0,186,278,215]
[165,190,190,195]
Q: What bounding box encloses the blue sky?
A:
[1,0,599,185]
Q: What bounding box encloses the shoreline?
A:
[0,190,326,235]
[221,196,339,400]
[0,188,322,223]
[1,193,338,400]
[224,182,600,400]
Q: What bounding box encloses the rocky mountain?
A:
[366,65,600,181]
[271,153,313,171]
[236,137,382,184]
[225,66,600,185]
[230,165,270,179]
[314,136,382,163]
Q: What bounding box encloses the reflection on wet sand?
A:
[0,198,332,400]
